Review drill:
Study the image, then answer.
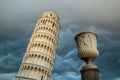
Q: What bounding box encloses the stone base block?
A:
[81,68,100,80]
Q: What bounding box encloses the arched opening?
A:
[48,20,50,23]
[32,54,34,57]
[50,13,52,16]
[41,44,43,49]
[46,27,48,31]
[28,66,30,69]
[43,20,45,24]
[43,27,45,30]
[38,55,40,58]
[53,17,55,19]
[35,43,37,47]
[52,22,54,27]
[41,34,43,38]
[38,43,40,47]
[46,36,49,40]
[44,35,46,39]
[50,21,52,24]
[35,67,37,70]
[45,57,47,62]
[41,27,43,30]
[31,66,33,70]
[41,75,43,80]
[38,34,40,38]
[35,54,37,57]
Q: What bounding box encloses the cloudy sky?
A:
[0,0,120,80]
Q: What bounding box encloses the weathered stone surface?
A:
[75,32,100,80]
[81,68,100,80]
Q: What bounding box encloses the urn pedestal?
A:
[81,68,100,80]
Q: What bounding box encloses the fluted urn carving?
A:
[75,32,99,69]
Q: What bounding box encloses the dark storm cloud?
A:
[96,50,120,80]
[0,38,26,73]
[52,49,82,80]
[54,49,82,74]
[54,25,120,80]
[114,77,120,80]
[52,72,80,80]
[0,0,120,80]
[0,73,16,80]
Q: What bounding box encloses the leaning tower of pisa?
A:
[16,10,60,80]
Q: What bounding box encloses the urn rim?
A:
[75,31,98,41]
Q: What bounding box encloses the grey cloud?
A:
[114,77,120,80]
[95,49,120,79]
[52,72,81,80]
[57,27,76,56]
[0,0,120,80]
[53,49,83,75]
[71,0,120,26]
[0,73,16,80]
[0,0,120,29]
[55,25,120,80]
[0,31,31,73]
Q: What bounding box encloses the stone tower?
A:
[16,10,60,80]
